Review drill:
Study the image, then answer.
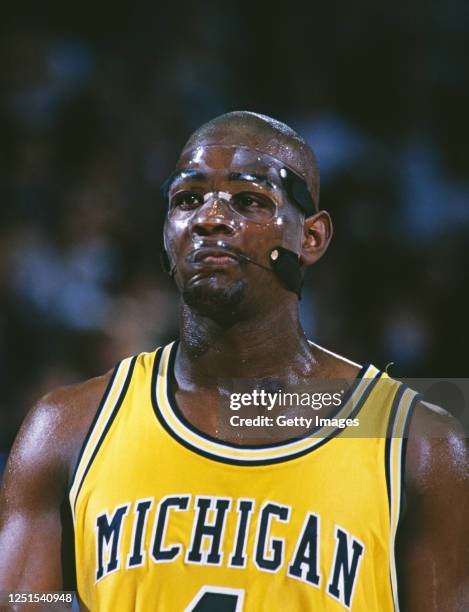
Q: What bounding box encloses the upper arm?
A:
[0,372,111,591]
[397,402,469,611]
[0,398,68,590]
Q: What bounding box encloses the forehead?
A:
[175,145,285,177]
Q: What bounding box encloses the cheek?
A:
[242,221,284,258]
[165,218,189,252]
[173,217,190,237]
[247,216,298,251]
[274,213,304,248]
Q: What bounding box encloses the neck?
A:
[175,297,318,388]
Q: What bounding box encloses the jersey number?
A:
[185,586,245,612]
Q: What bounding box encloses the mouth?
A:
[190,247,241,267]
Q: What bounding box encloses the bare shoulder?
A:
[405,400,469,493]
[3,370,113,498]
[0,370,114,589]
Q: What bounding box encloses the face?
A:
[163,144,305,317]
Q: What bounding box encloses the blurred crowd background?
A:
[1,1,468,471]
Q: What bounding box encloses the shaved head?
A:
[180,111,320,207]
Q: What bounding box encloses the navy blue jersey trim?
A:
[151,343,381,466]
[398,392,421,523]
[388,388,422,612]
[384,383,406,516]
[164,340,371,450]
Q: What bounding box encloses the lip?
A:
[191,247,241,265]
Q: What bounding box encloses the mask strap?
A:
[270,246,303,298]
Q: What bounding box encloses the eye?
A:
[234,193,269,209]
[171,191,203,211]
[231,192,277,220]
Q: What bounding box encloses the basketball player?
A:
[0,112,468,611]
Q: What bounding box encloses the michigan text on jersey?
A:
[95,494,364,610]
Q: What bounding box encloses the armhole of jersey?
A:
[68,355,137,525]
[385,383,421,612]
[60,493,76,591]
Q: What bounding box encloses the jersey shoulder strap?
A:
[385,380,421,611]
[68,350,160,524]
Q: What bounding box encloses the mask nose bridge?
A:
[193,190,233,220]
[188,190,240,236]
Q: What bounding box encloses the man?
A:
[0,111,468,611]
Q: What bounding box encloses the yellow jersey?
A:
[69,342,419,611]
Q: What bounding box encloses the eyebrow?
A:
[228,172,275,190]
[169,170,207,184]
[167,169,275,191]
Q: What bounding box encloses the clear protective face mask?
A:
[162,145,317,296]
[164,144,315,219]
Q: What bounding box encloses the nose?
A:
[190,197,236,237]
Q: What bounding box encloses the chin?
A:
[182,275,246,318]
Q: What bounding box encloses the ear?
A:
[300,210,333,266]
